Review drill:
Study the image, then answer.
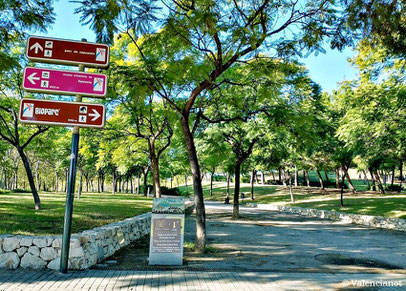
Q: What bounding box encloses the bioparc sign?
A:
[19,99,105,128]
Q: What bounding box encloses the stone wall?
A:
[256,204,406,232]
[0,213,151,270]
[0,200,194,270]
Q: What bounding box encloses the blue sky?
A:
[43,1,357,93]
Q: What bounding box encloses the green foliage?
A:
[0,0,55,72]
[344,0,406,57]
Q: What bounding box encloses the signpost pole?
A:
[60,40,86,273]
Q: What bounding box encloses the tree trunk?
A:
[101,171,105,192]
[97,173,100,193]
[294,166,298,187]
[112,170,116,195]
[85,174,89,193]
[143,167,149,196]
[335,168,340,189]
[399,160,404,181]
[340,169,345,207]
[287,170,294,203]
[369,169,376,191]
[233,160,242,219]
[130,176,134,194]
[381,170,387,186]
[278,167,282,184]
[261,171,265,184]
[35,161,40,191]
[137,171,141,195]
[181,115,206,252]
[55,171,59,192]
[281,168,287,187]
[77,172,82,199]
[316,168,324,190]
[18,148,41,210]
[225,172,230,204]
[271,171,276,181]
[342,165,356,193]
[185,173,189,195]
[391,165,395,187]
[363,170,370,187]
[374,170,385,194]
[149,141,162,198]
[305,170,310,187]
[324,171,329,182]
[209,167,215,197]
[250,169,255,200]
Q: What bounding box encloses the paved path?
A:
[0,202,405,290]
[0,269,405,290]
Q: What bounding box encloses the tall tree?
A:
[75,0,350,252]
[0,96,48,209]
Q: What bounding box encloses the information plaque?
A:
[149,198,185,265]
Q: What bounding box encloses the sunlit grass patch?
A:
[0,191,152,235]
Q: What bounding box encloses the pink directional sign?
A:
[23,67,107,98]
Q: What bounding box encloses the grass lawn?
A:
[179,182,406,219]
[0,191,152,235]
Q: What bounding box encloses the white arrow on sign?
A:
[89,109,101,121]
[30,43,43,54]
[27,73,40,85]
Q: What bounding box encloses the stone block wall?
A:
[0,200,194,270]
[256,204,406,232]
[0,213,151,270]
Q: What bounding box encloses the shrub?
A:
[161,186,181,196]
[385,184,403,192]
[13,189,32,193]
[266,180,283,185]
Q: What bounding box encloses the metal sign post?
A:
[59,48,85,274]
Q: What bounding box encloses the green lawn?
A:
[0,191,152,235]
[180,182,406,219]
